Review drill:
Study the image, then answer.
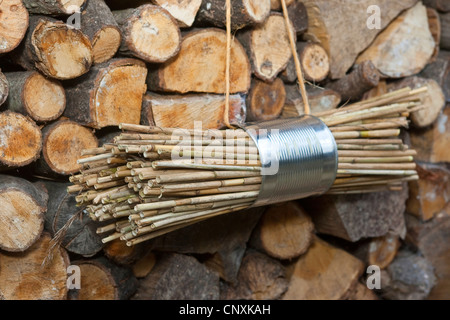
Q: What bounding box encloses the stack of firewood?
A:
[0,0,448,300]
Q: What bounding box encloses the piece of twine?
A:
[223,0,310,128]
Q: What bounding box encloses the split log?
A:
[405,212,450,299]
[0,175,47,252]
[3,71,65,122]
[196,0,271,30]
[378,249,436,300]
[113,5,181,63]
[281,84,341,117]
[439,12,450,50]
[63,58,148,129]
[423,0,450,12]
[356,2,435,78]
[409,105,450,163]
[34,120,98,177]
[0,70,9,106]
[14,16,93,80]
[303,186,408,242]
[81,0,121,64]
[151,0,202,28]
[406,164,450,221]
[0,0,29,54]
[220,250,288,300]
[42,181,104,257]
[246,78,286,122]
[103,239,146,265]
[302,0,418,79]
[249,202,314,260]
[325,61,380,102]
[149,208,263,283]
[22,0,86,15]
[282,236,365,300]
[280,42,329,83]
[419,50,450,103]
[69,257,138,300]
[132,253,220,300]
[427,7,441,61]
[0,111,42,169]
[132,252,156,278]
[148,28,251,94]
[237,13,295,83]
[0,232,70,300]
[141,93,246,129]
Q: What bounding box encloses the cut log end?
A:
[0,0,29,54]
[0,233,69,300]
[153,0,202,28]
[42,121,98,175]
[61,0,85,13]
[122,5,181,63]
[299,42,330,82]
[33,19,93,80]
[23,72,65,122]
[0,111,42,168]
[70,262,117,300]
[246,78,286,121]
[92,27,122,64]
[0,189,44,252]
[244,0,271,24]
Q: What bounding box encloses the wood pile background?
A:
[0,0,448,300]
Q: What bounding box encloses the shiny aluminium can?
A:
[243,115,338,207]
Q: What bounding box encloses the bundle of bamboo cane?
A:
[67,86,425,246]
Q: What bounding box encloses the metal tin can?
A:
[244,115,338,207]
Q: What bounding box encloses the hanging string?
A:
[280,0,311,115]
[224,0,233,128]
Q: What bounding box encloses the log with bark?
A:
[0,0,29,54]
[409,105,450,163]
[378,249,436,300]
[326,60,380,102]
[356,2,435,78]
[419,50,450,103]
[302,0,418,79]
[196,0,271,30]
[3,71,65,122]
[220,250,288,300]
[63,58,148,129]
[281,84,341,117]
[0,111,42,169]
[132,253,220,300]
[150,0,202,28]
[14,16,93,80]
[246,77,286,121]
[81,0,121,64]
[0,70,9,106]
[286,0,308,35]
[0,175,47,252]
[141,93,246,129]
[103,239,147,265]
[440,12,450,51]
[249,201,314,260]
[0,232,70,300]
[22,0,86,15]
[302,186,408,242]
[113,5,181,63]
[405,212,450,299]
[34,120,98,177]
[406,164,450,221]
[282,237,365,300]
[42,181,105,257]
[147,28,251,94]
[68,257,138,300]
[237,13,295,83]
